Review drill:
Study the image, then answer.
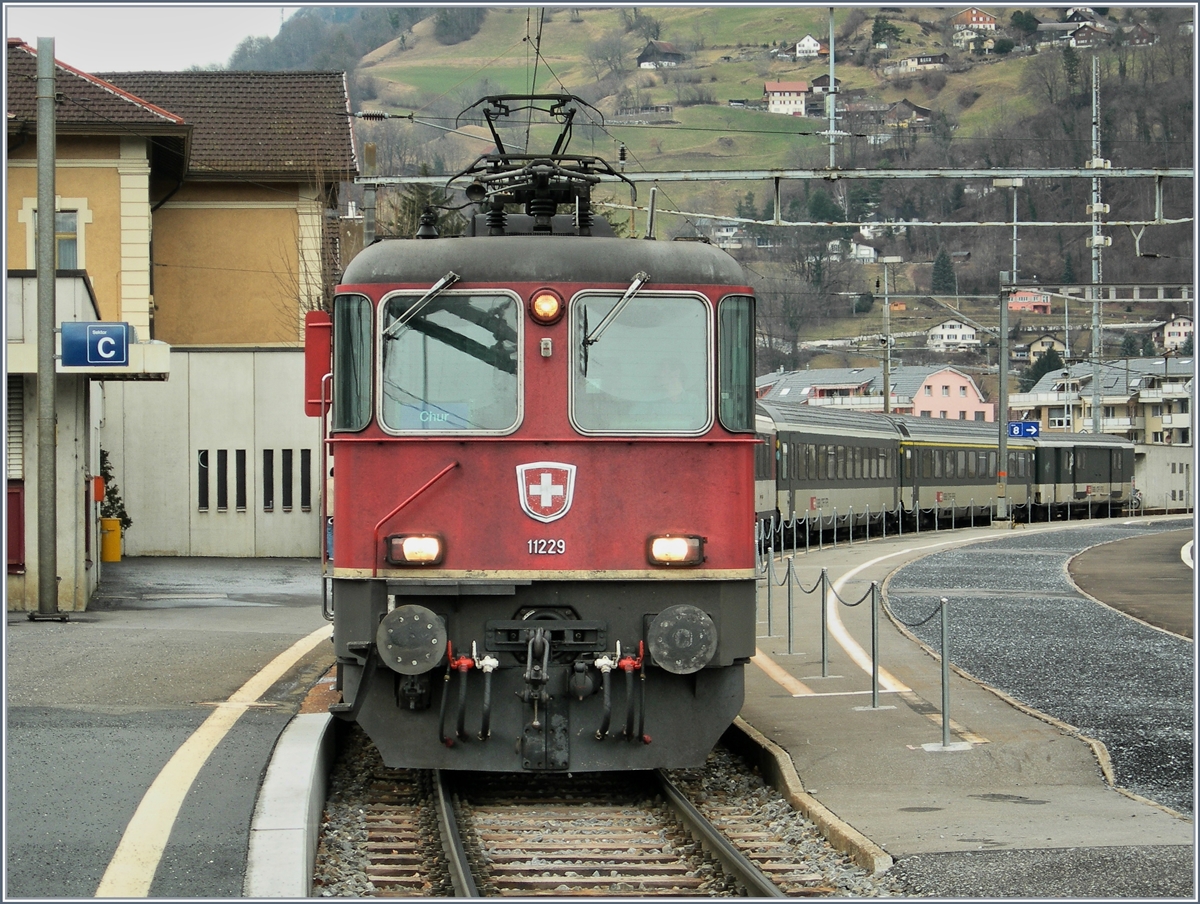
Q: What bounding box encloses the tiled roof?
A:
[96,70,358,180]
[6,39,186,131]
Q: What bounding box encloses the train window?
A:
[333,294,372,432]
[816,445,827,481]
[957,450,966,476]
[380,292,520,433]
[781,443,789,480]
[933,450,943,479]
[718,296,755,433]
[944,452,955,479]
[988,451,997,478]
[836,446,846,481]
[967,451,977,478]
[572,293,710,434]
[887,449,895,480]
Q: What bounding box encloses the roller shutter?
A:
[7,375,23,480]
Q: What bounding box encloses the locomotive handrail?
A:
[320,372,333,621]
[372,461,461,576]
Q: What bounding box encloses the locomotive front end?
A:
[306,95,758,772]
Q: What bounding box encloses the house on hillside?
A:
[795,34,824,58]
[1120,23,1158,45]
[1069,24,1110,48]
[899,52,950,71]
[926,319,981,352]
[885,98,934,130]
[764,81,809,115]
[637,40,685,68]
[950,7,998,31]
[1153,314,1193,351]
[1029,333,1067,363]
[1008,288,1052,314]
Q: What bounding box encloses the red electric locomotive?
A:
[305,96,758,771]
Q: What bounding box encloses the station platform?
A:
[736,517,1194,896]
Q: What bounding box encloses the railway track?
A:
[316,726,853,897]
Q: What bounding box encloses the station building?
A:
[5,40,357,610]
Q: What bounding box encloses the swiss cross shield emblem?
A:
[516,462,576,523]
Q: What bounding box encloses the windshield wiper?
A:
[583,272,649,346]
[383,271,461,339]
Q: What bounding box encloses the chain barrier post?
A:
[820,567,829,678]
[818,509,824,550]
[765,545,774,638]
[871,581,881,709]
[897,501,902,537]
[940,596,951,748]
[848,506,853,546]
[970,498,975,529]
[833,508,838,548]
[786,557,795,655]
[805,513,810,555]
[865,504,871,543]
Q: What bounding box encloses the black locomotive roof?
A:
[341,235,749,288]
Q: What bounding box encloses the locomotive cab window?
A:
[571,292,710,435]
[379,292,520,434]
[332,293,372,432]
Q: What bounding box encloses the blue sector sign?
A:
[61,322,130,366]
[1007,420,1040,438]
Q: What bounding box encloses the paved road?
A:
[5,558,331,898]
[1069,527,1194,638]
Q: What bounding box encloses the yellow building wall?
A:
[6,136,127,322]
[152,185,303,345]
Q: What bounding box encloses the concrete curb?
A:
[725,717,894,876]
[244,713,335,897]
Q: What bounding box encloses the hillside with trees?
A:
[223,6,1193,374]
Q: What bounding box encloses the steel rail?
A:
[654,768,786,898]
[432,770,480,897]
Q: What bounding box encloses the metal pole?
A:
[765,537,774,637]
[820,568,829,678]
[940,597,951,747]
[786,557,794,655]
[34,37,62,621]
[870,582,880,708]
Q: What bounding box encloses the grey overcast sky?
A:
[4,4,301,72]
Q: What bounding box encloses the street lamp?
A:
[879,256,903,414]
[992,178,1023,521]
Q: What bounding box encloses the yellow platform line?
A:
[752,647,816,696]
[95,625,331,898]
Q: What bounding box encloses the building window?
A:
[941,385,950,396]
[300,449,313,512]
[263,449,274,512]
[197,450,209,511]
[974,411,986,421]
[217,450,229,511]
[959,411,967,419]
[959,386,967,397]
[19,198,91,269]
[1153,432,1164,443]
[235,449,247,512]
[924,386,932,396]
[282,449,294,512]
[939,411,947,418]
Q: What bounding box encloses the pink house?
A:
[909,367,995,422]
[1008,288,1052,315]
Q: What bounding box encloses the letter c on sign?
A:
[97,336,116,359]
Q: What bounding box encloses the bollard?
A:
[817,509,823,550]
[870,582,881,709]
[940,596,951,748]
[786,557,795,655]
[805,513,810,555]
[832,508,838,548]
[865,505,870,543]
[765,544,774,638]
[848,506,854,546]
[820,568,829,678]
[970,499,975,528]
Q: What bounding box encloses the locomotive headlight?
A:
[387,533,444,565]
[647,534,705,566]
[529,289,563,325]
